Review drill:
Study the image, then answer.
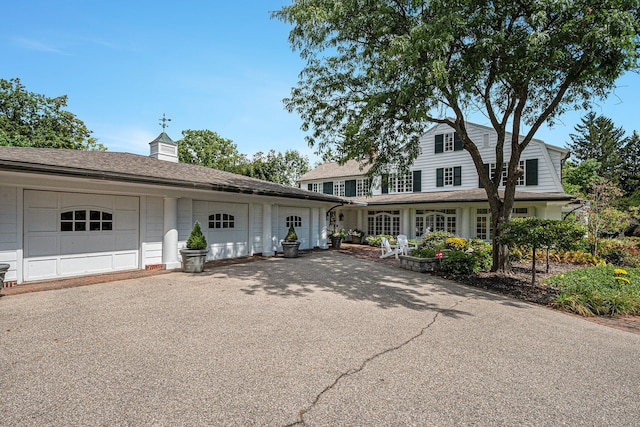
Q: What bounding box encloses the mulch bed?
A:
[336,242,640,334]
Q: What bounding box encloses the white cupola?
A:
[149,113,178,162]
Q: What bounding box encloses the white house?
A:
[0,133,346,286]
[298,121,575,240]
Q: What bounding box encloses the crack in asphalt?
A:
[285,298,471,426]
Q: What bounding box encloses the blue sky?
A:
[3,1,640,164]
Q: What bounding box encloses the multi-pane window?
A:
[209,213,235,229]
[334,180,345,197]
[415,209,457,237]
[490,161,525,186]
[389,173,413,193]
[61,210,112,232]
[443,132,455,152]
[476,208,492,240]
[444,167,454,186]
[367,210,400,236]
[356,178,371,196]
[286,215,302,228]
[311,183,321,193]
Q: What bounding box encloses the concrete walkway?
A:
[1,251,639,426]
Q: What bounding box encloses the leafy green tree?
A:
[583,178,631,255]
[562,159,601,196]
[246,149,310,186]
[498,218,585,285]
[0,77,104,150]
[177,129,248,173]
[567,112,627,183]
[275,0,640,272]
[620,131,640,204]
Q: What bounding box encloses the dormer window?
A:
[435,132,463,153]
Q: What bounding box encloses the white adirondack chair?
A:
[380,237,402,259]
[396,234,417,256]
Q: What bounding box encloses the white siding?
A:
[144,196,163,266]
[177,197,193,242]
[413,122,564,193]
[251,203,263,255]
[0,186,18,283]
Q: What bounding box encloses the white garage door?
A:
[23,190,140,281]
[193,201,249,260]
[278,207,310,250]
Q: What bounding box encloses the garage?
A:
[23,190,140,281]
[278,206,310,250]
[193,201,249,260]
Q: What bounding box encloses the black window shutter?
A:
[435,134,443,153]
[323,181,334,194]
[307,183,312,191]
[436,168,444,187]
[345,180,356,197]
[381,174,389,194]
[526,159,539,186]
[412,170,422,192]
[454,132,463,151]
[479,163,489,188]
[454,166,462,186]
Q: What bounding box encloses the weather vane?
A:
[159,113,171,131]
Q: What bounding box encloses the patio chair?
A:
[380,237,402,259]
[396,234,418,256]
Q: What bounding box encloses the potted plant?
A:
[180,221,209,273]
[329,228,346,249]
[281,225,301,258]
[349,229,364,244]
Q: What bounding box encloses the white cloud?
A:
[12,37,65,54]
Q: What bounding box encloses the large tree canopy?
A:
[0,77,103,150]
[177,129,248,174]
[275,0,640,270]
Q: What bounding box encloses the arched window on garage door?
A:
[61,209,113,232]
[286,215,302,228]
[209,213,235,229]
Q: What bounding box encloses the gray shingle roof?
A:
[0,146,347,203]
[349,188,574,205]
[299,159,372,181]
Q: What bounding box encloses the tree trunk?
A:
[531,246,537,286]
[492,242,511,272]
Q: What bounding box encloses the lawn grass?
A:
[545,266,640,316]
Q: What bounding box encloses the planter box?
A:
[329,236,343,249]
[351,235,363,244]
[180,249,209,273]
[399,255,444,273]
[281,241,301,258]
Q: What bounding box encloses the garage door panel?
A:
[60,254,113,274]
[60,234,116,255]
[115,232,138,250]
[194,201,249,260]
[115,211,138,230]
[25,191,58,209]
[25,259,58,280]
[25,209,58,232]
[24,190,140,281]
[26,235,59,257]
[279,207,311,250]
[115,196,138,210]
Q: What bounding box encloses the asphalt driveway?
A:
[1,251,639,426]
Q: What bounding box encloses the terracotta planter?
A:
[180,249,209,273]
[282,241,301,258]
